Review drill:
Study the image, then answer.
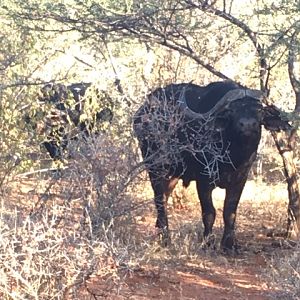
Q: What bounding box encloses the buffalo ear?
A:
[262,117,290,131]
[262,105,292,131]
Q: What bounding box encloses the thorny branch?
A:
[136,90,233,185]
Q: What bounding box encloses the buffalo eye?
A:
[214,109,232,128]
[214,111,231,130]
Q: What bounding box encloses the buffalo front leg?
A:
[154,191,170,246]
[149,175,170,245]
[196,181,216,246]
[221,180,246,251]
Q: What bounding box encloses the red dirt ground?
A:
[13,178,293,299]
[77,180,291,299]
[83,258,274,299]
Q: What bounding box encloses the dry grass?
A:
[0,129,142,299]
[267,248,300,300]
[0,130,299,299]
[128,178,300,299]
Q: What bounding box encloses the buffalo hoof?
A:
[201,234,216,250]
[221,236,240,254]
[156,227,171,247]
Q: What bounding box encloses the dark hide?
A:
[37,82,113,160]
[133,81,290,251]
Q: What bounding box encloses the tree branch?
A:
[185,0,268,91]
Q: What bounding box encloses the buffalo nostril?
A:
[238,118,259,132]
[250,120,259,129]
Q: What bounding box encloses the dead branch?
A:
[16,167,68,178]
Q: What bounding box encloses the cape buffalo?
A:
[36,82,113,159]
[133,81,290,250]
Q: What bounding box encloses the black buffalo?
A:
[36,82,113,159]
[133,81,290,250]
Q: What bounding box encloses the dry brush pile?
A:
[0,85,149,298]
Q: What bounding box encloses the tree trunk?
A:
[295,93,300,113]
[271,129,300,239]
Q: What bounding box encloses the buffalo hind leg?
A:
[196,181,216,248]
[221,180,247,251]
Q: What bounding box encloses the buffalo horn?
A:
[179,88,265,119]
